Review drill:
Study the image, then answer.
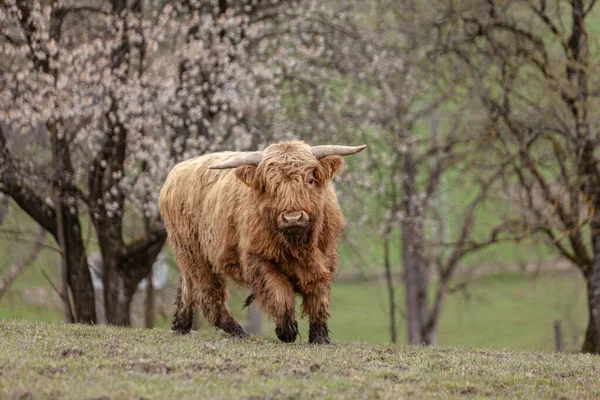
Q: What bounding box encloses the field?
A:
[1,319,599,400]
[1,254,590,352]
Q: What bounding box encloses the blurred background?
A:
[1,0,599,353]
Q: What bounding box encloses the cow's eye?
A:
[308,171,318,186]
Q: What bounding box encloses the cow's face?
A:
[235,143,343,243]
[207,140,365,245]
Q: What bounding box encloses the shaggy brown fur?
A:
[159,141,357,344]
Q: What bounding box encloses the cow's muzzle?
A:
[278,211,310,230]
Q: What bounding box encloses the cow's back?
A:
[158,152,249,268]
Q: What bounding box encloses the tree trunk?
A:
[99,227,166,326]
[554,320,564,352]
[422,315,438,346]
[420,111,443,347]
[423,280,448,346]
[108,277,132,326]
[101,253,139,326]
[50,121,96,324]
[402,226,429,345]
[55,191,74,323]
[383,224,397,344]
[103,270,131,326]
[401,147,429,345]
[582,228,600,353]
[145,268,155,329]
[581,275,600,353]
[62,199,97,323]
[98,229,125,325]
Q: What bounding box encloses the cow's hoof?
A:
[309,322,331,344]
[310,335,332,345]
[222,320,248,339]
[172,326,192,335]
[172,312,193,335]
[231,331,249,339]
[276,320,299,343]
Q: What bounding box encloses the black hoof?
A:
[309,322,331,344]
[310,336,332,345]
[276,319,299,343]
[172,312,193,334]
[221,320,249,339]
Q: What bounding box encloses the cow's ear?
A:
[316,155,344,182]
[235,165,260,190]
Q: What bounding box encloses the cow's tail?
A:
[242,293,255,309]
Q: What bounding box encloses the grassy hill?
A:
[1,320,599,399]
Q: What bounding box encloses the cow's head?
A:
[208,141,366,244]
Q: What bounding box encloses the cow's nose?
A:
[279,211,309,228]
[282,211,303,223]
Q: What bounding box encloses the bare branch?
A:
[0,194,9,226]
[0,227,46,301]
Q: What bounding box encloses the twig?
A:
[41,269,74,322]
[41,270,61,299]
[0,231,61,252]
[0,194,9,225]
[0,226,46,301]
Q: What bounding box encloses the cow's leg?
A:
[302,281,332,344]
[248,262,297,343]
[169,234,199,334]
[170,236,246,338]
[194,266,247,338]
[172,274,195,334]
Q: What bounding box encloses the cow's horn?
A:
[311,144,367,159]
[207,151,263,169]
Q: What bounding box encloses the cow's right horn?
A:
[207,151,263,169]
[311,145,367,159]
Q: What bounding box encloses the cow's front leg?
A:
[246,257,298,343]
[301,280,332,344]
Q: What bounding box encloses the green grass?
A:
[1,319,599,400]
[0,301,63,322]
[232,270,588,352]
[4,267,587,352]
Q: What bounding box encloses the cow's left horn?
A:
[311,145,367,159]
[207,151,263,169]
